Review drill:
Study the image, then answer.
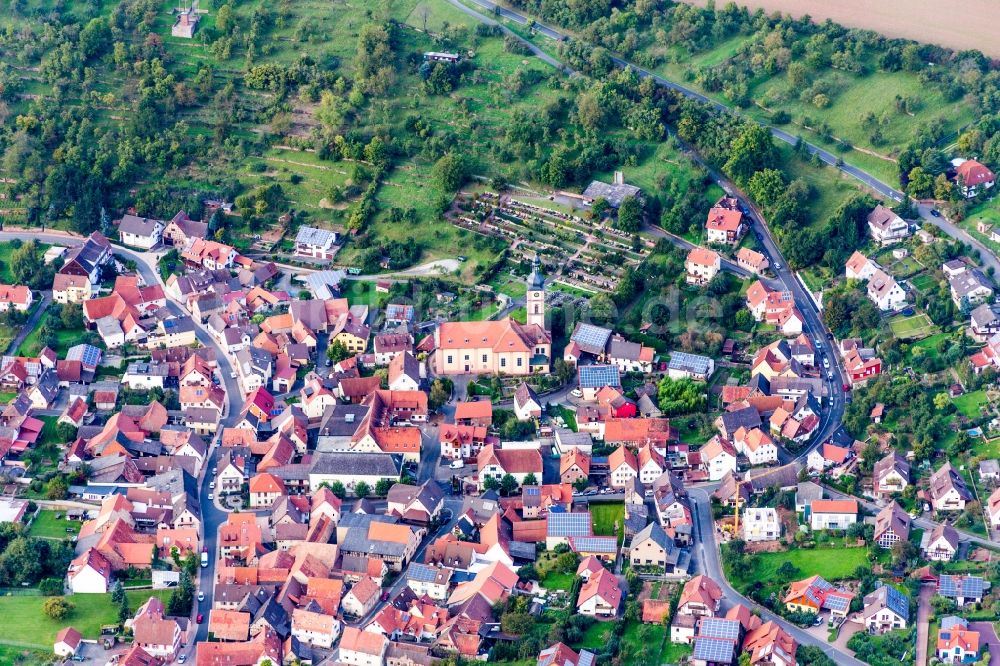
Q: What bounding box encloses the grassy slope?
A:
[649,35,971,186]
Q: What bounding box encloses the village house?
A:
[667,351,715,381]
[704,196,747,245]
[945,261,994,307]
[867,204,910,244]
[118,214,164,249]
[953,158,996,198]
[873,451,910,499]
[477,444,543,489]
[929,462,973,512]
[0,285,31,312]
[784,575,854,620]
[735,247,769,275]
[576,568,622,618]
[809,499,858,531]
[937,617,981,663]
[629,522,679,572]
[685,248,721,286]
[863,585,909,634]
[845,251,879,281]
[866,269,908,311]
[874,501,910,549]
[924,523,960,562]
[294,226,338,260]
[162,211,208,247]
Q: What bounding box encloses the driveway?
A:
[969,622,1000,666]
[916,582,934,666]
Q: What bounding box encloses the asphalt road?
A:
[688,488,868,666]
[7,232,240,653]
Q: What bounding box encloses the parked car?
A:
[197,591,205,602]
[381,591,390,602]
[450,460,464,469]
[822,358,830,369]
[570,388,582,398]
[930,209,941,217]
[196,613,204,624]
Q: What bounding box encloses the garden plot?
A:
[451,191,650,293]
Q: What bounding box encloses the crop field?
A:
[682,0,1000,58]
[889,313,937,340]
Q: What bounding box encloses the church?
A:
[432,255,551,376]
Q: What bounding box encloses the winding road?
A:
[431,2,1000,664]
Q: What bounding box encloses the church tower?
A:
[526,254,546,331]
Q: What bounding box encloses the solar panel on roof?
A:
[578,365,620,389]
[939,575,957,597]
[692,637,736,662]
[569,536,617,553]
[668,351,712,374]
[961,576,985,597]
[547,512,591,537]
[698,618,741,640]
[823,594,851,612]
[407,563,438,583]
[571,323,612,352]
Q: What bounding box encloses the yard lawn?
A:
[589,502,625,542]
[888,312,937,340]
[575,620,615,650]
[910,332,950,358]
[16,306,76,357]
[953,390,990,420]
[541,571,575,591]
[910,273,938,292]
[0,242,50,285]
[732,545,871,589]
[27,510,81,540]
[0,645,55,665]
[620,620,692,665]
[0,590,171,648]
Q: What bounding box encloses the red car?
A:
[196,613,204,624]
[381,591,390,602]
[842,384,851,392]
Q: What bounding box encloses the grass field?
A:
[910,332,951,358]
[730,545,871,591]
[889,312,937,340]
[27,510,81,540]
[0,645,55,665]
[953,390,990,420]
[910,273,939,292]
[0,590,171,649]
[16,306,76,357]
[589,502,625,543]
[620,620,692,665]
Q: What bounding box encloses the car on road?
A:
[570,388,582,398]
[201,551,208,568]
[197,591,205,602]
[325,358,332,367]
[230,371,237,379]
[381,591,390,602]
[930,209,941,217]
[196,613,204,624]
[177,656,187,664]
[209,481,215,489]
[773,262,781,270]
[212,467,217,475]
[822,358,830,369]
[813,616,824,626]
[842,384,851,392]
[207,493,214,501]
